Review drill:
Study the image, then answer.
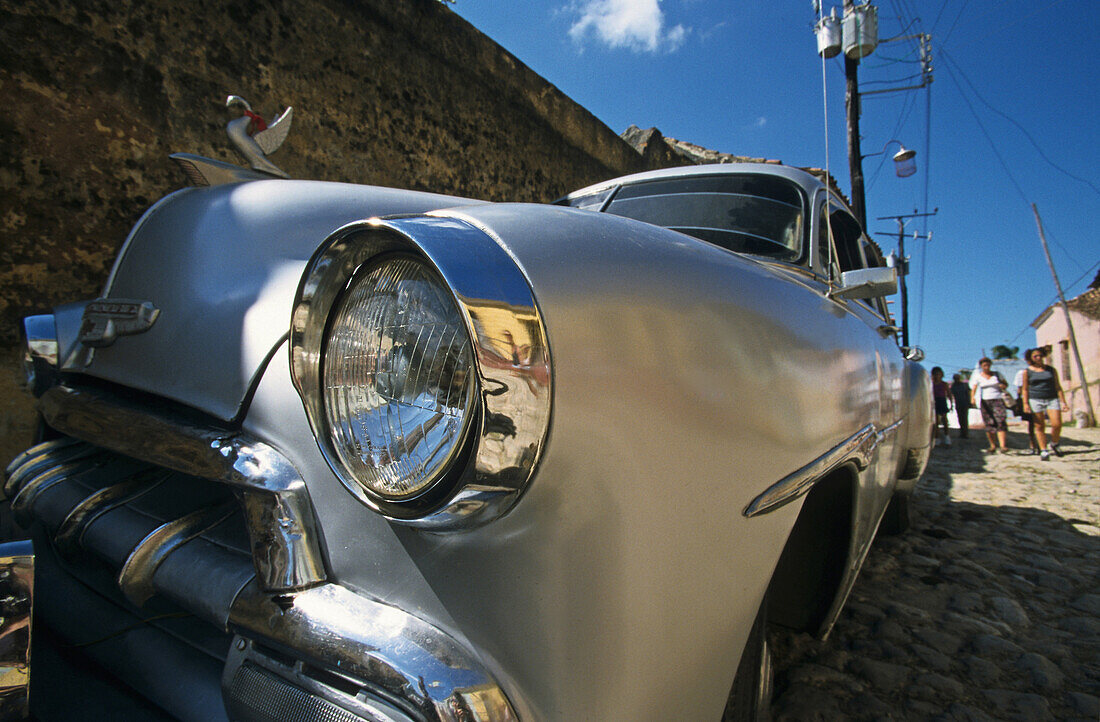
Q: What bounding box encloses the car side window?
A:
[559,188,614,211]
[818,201,890,319]
[817,202,864,279]
[601,175,805,262]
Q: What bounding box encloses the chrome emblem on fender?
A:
[78,299,160,348]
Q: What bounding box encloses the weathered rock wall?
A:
[0,0,655,346]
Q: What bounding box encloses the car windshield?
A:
[593,174,804,261]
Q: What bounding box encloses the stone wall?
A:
[0,0,657,345]
[0,0,664,458]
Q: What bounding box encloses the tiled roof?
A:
[1067,287,1100,321]
[1032,285,1100,327]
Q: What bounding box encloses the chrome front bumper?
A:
[6,384,516,722]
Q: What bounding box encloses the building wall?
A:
[1034,307,1100,422]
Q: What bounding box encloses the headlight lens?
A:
[322,254,476,501]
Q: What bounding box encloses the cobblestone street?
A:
[771,424,1100,721]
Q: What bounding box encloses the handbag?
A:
[995,372,1014,409]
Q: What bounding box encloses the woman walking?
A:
[1022,347,1069,461]
[1013,356,1039,454]
[951,373,971,437]
[931,367,951,446]
[970,357,1010,453]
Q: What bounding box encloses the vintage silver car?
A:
[4,148,931,719]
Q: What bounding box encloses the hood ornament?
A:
[224,95,293,179]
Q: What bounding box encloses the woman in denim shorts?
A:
[1022,348,1069,460]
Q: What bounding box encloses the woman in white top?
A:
[969,357,1009,453]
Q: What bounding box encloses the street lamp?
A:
[863,139,917,177]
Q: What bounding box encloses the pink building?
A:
[1031,281,1100,424]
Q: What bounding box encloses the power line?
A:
[1003,259,1100,346]
[940,50,1092,274]
[865,50,922,65]
[916,62,933,343]
[866,1,934,345]
[954,0,1069,49]
[939,54,1030,205]
[861,73,924,86]
[930,0,949,34]
[866,89,918,188]
[940,48,1100,200]
[939,0,972,49]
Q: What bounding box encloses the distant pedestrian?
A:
[1022,347,1069,461]
[970,357,1010,453]
[931,367,951,446]
[1012,357,1039,454]
[951,373,970,438]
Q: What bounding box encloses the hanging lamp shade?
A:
[893,146,917,177]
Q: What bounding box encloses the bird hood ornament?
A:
[224,95,293,178]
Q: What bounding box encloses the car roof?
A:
[562,162,828,202]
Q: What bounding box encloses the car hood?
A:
[61,179,482,422]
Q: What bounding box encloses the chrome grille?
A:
[7,384,516,721]
[227,664,365,722]
[5,436,255,627]
[224,640,415,722]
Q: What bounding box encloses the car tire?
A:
[878,492,911,535]
[722,599,772,721]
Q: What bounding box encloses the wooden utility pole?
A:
[876,210,936,348]
[844,0,866,230]
[1032,204,1096,426]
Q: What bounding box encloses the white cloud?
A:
[568,0,689,53]
[699,20,726,42]
[755,117,767,129]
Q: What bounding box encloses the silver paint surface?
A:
[77,180,482,421]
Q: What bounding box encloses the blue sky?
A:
[449,0,1099,374]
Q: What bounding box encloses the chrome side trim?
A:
[38,385,327,593]
[0,540,33,719]
[4,437,91,499]
[54,471,170,556]
[119,499,239,606]
[290,215,552,530]
[229,582,517,722]
[744,424,878,518]
[876,419,903,443]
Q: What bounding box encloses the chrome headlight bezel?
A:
[290,215,552,529]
